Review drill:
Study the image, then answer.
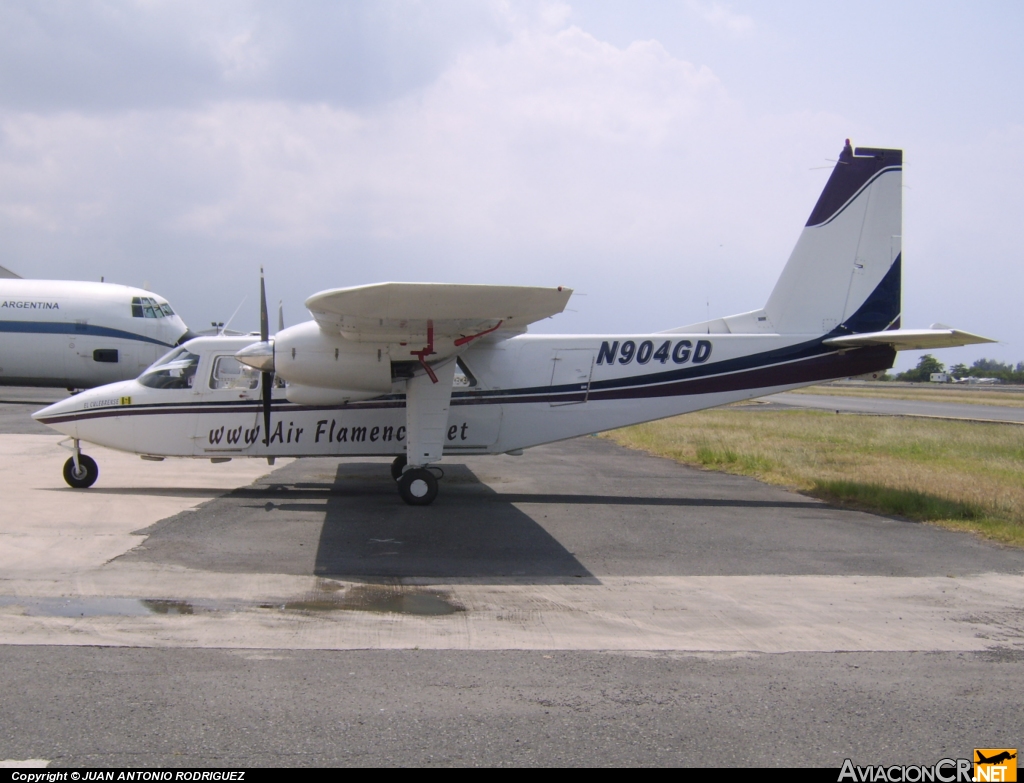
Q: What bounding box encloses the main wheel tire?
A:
[397,467,438,506]
[63,454,98,489]
[390,454,408,481]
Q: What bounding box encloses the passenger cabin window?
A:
[93,349,119,363]
[131,296,174,318]
[209,356,259,391]
[138,348,199,389]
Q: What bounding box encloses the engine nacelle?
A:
[284,383,383,405]
[274,321,391,393]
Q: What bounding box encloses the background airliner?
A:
[0,264,193,389]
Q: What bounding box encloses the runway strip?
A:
[2,434,1022,655]
[768,392,1024,423]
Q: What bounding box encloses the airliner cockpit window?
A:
[132,296,173,319]
[138,348,200,389]
[209,356,259,391]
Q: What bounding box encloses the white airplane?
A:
[33,142,993,504]
[0,266,193,389]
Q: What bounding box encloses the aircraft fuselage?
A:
[34,332,894,458]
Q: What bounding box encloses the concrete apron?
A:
[1,434,1022,653]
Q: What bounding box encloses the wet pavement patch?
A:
[141,599,194,615]
[0,596,172,617]
[283,584,463,616]
[0,584,463,619]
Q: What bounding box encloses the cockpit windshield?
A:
[138,347,199,389]
[132,296,175,318]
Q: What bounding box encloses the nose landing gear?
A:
[62,439,99,489]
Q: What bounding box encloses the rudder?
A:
[763,141,903,335]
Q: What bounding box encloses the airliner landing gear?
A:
[397,468,438,506]
[390,454,407,481]
[63,453,98,488]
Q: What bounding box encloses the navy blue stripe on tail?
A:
[806,142,903,227]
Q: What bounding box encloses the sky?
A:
[1,0,1021,372]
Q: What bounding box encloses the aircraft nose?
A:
[32,394,84,422]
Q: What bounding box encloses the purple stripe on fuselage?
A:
[35,345,895,425]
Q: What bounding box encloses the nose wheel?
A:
[63,454,99,489]
[397,467,438,506]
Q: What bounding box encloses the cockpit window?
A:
[209,355,259,391]
[138,348,200,389]
[132,296,174,318]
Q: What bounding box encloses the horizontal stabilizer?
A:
[823,328,995,351]
[306,282,572,341]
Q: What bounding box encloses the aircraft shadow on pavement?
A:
[309,463,597,582]
[123,461,598,584]
[477,493,818,509]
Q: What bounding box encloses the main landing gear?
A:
[62,439,98,489]
[392,356,458,506]
[390,455,439,506]
[390,454,407,481]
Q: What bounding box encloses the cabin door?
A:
[549,349,595,407]
[192,353,262,457]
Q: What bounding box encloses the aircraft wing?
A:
[305,282,573,342]
[823,328,995,351]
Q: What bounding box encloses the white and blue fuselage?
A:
[32,330,894,458]
[0,279,191,388]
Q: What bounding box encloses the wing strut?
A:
[405,358,458,467]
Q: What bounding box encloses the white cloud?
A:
[0,8,858,334]
[7,1,980,344]
[686,1,754,37]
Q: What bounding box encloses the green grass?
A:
[603,409,1024,547]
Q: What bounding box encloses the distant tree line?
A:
[883,355,1024,383]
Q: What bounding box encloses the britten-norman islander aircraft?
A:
[33,142,993,505]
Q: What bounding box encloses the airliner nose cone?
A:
[236,340,275,372]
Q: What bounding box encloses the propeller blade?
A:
[259,268,272,446]
[278,300,284,333]
[259,267,269,343]
[262,371,273,446]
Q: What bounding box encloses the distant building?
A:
[929,372,949,383]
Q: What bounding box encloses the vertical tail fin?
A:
[763,141,903,335]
